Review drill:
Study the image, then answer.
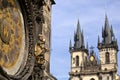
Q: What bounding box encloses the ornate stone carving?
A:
[35,34,49,64]
[0,0,55,79]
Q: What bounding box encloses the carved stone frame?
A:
[0,0,36,80]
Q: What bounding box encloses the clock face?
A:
[90,56,95,61]
[0,0,25,75]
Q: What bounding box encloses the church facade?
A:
[69,16,120,80]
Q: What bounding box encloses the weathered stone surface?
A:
[0,0,56,80]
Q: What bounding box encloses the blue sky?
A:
[50,0,120,80]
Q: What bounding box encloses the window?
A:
[107,76,109,80]
[99,76,102,80]
[85,56,87,61]
[90,78,95,80]
[106,52,110,64]
[76,56,79,67]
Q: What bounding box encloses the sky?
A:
[50,0,120,80]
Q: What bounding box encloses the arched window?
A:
[90,78,95,80]
[106,52,110,64]
[76,56,79,67]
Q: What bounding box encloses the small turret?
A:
[104,15,109,31]
[102,26,104,38]
[69,39,72,51]
[111,25,114,37]
[81,30,85,47]
[86,42,88,50]
[98,35,100,44]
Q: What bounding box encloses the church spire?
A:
[77,19,81,31]
[102,26,104,38]
[86,42,88,50]
[98,35,100,44]
[111,25,114,37]
[74,31,75,39]
[98,15,118,51]
[102,15,112,44]
[69,39,72,50]
[76,19,81,39]
[104,15,109,31]
[71,19,88,52]
[74,19,82,49]
[81,30,85,47]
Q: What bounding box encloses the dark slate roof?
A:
[102,15,113,44]
[74,20,84,49]
[98,15,118,50]
[69,20,88,53]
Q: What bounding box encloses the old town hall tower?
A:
[69,15,119,80]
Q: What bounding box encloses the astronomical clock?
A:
[0,0,35,80]
[0,0,55,80]
[0,0,26,75]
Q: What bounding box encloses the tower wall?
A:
[99,48,117,70]
[101,74,112,80]
[71,51,87,72]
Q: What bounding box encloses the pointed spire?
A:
[77,19,81,30]
[81,30,84,47]
[74,31,76,41]
[111,25,114,37]
[76,20,81,41]
[102,14,112,44]
[73,19,86,50]
[102,26,104,38]
[74,19,82,49]
[105,14,109,31]
[99,15,119,50]
[76,19,81,37]
[69,39,72,50]
[86,42,88,50]
[98,35,100,43]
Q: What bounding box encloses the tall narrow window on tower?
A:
[106,52,110,64]
[107,76,109,80]
[76,56,79,67]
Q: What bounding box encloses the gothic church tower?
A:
[69,20,88,80]
[98,15,119,80]
[69,16,119,80]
